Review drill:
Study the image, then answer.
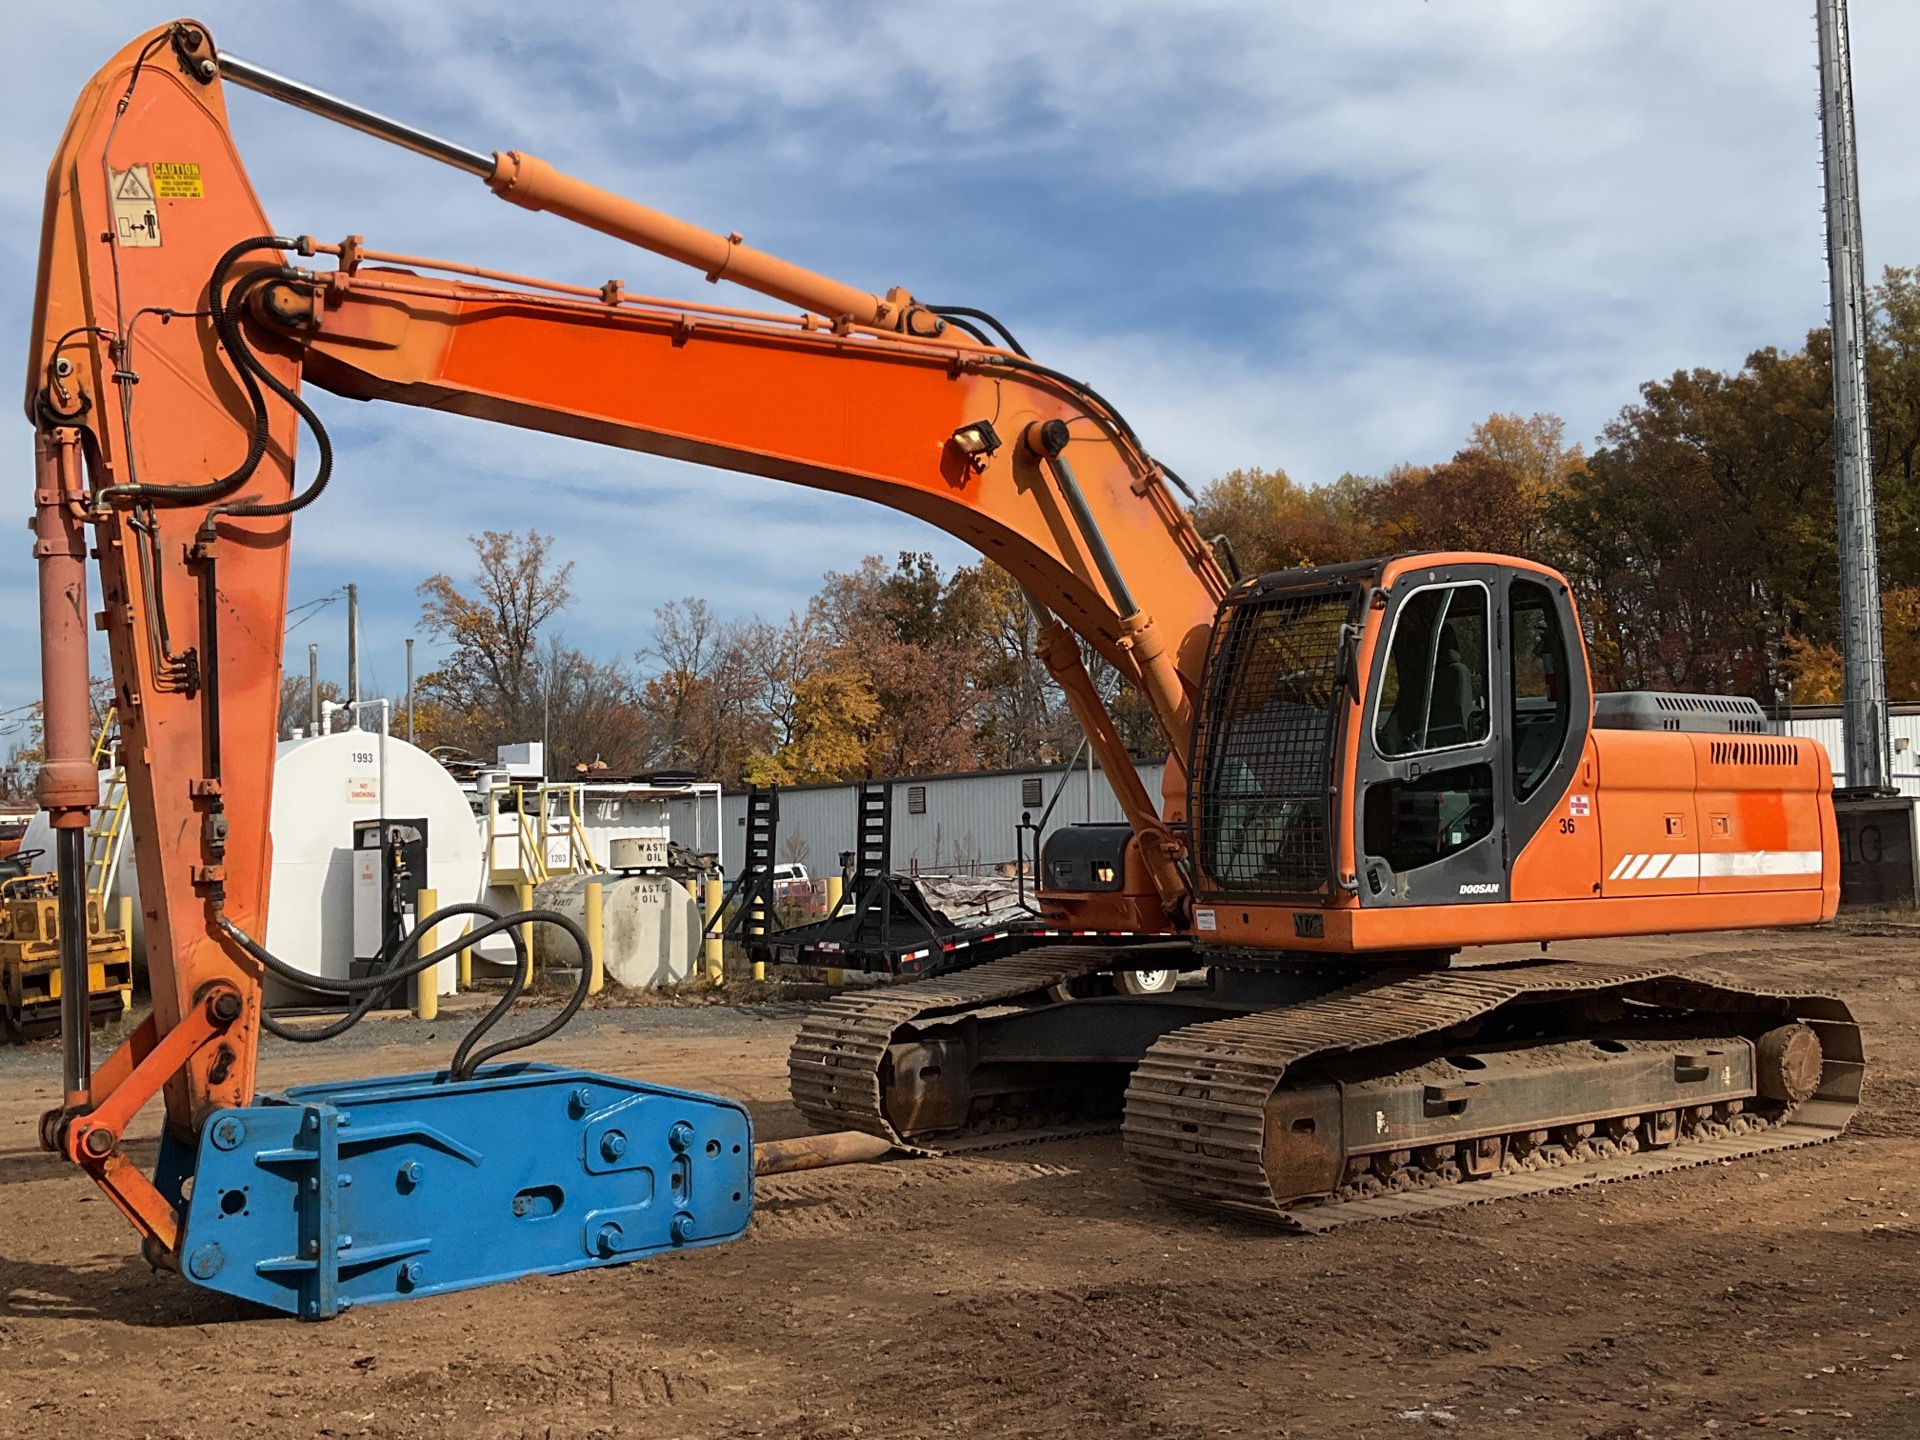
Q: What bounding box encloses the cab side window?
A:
[1374,583,1490,757]
[1509,579,1571,798]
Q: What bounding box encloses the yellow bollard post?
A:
[516,881,535,987]
[750,875,767,982]
[413,888,439,1020]
[457,918,471,990]
[823,875,845,987]
[702,877,724,985]
[584,880,605,997]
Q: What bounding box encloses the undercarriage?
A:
[788,946,1862,1226]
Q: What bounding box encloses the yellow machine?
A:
[0,875,133,1041]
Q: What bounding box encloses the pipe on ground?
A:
[753,1130,894,1177]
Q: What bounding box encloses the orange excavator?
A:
[29,21,1860,1316]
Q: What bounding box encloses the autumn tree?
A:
[1554,348,1837,697]
[948,562,1078,767]
[744,661,879,785]
[538,638,652,774]
[813,553,985,776]
[412,531,654,772]
[639,598,765,782]
[1192,414,1581,582]
[1366,413,1582,560]
[0,734,39,805]
[417,531,574,738]
[1190,467,1377,575]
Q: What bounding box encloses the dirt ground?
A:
[5,930,1920,1440]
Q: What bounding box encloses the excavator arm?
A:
[25,21,1226,1304]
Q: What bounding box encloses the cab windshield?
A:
[1195,587,1357,896]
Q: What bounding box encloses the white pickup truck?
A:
[771,862,813,902]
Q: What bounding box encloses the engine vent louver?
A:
[1708,739,1799,767]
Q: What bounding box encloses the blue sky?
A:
[3,1,1918,722]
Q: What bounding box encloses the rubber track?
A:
[788,945,1124,1143]
[1121,960,1864,1230]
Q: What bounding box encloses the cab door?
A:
[1503,572,1594,898]
[1354,566,1507,906]
[1353,563,1591,909]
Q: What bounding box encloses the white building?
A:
[721,756,1167,880]
[1775,703,1920,796]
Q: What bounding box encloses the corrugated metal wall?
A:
[721,759,1168,878]
[1778,713,1920,796]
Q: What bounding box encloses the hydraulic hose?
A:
[926,303,1200,500]
[94,237,297,508]
[928,304,1030,358]
[196,261,335,530]
[220,901,595,1080]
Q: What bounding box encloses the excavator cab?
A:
[1183,549,1836,957]
[1193,554,1590,921]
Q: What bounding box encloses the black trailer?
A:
[717,779,1178,979]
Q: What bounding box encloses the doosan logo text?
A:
[1457,882,1500,895]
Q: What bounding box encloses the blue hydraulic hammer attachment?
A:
[162,1063,754,1319]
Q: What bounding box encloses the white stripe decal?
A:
[1698,849,1823,878]
[1606,850,1821,882]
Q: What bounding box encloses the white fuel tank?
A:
[29,733,484,1005]
[532,872,699,989]
[263,732,483,1002]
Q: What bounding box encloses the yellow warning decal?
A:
[152,162,203,199]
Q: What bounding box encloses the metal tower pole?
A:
[1817,0,1891,796]
[345,581,361,732]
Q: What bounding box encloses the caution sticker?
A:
[110,165,160,247]
[152,162,203,198]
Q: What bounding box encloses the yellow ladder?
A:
[513,784,551,887]
[85,708,128,905]
[562,784,599,873]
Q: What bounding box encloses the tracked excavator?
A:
[27,22,1861,1317]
